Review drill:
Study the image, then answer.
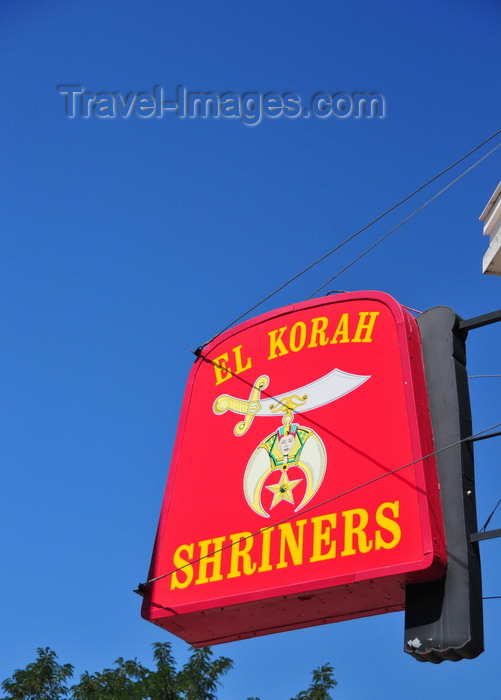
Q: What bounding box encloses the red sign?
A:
[141,292,446,645]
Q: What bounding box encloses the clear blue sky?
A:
[1,1,501,698]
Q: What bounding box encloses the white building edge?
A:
[480,180,501,275]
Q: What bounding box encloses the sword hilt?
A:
[213,375,269,436]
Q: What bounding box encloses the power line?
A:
[197,127,501,351]
[469,375,501,378]
[306,141,501,298]
[138,419,501,589]
[149,133,501,597]
[481,497,501,532]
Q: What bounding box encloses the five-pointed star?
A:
[266,471,302,509]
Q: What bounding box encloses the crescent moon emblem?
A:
[243,428,326,518]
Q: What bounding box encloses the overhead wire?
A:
[141,137,501,595]
[306,140,501,298]
[139,419,501,588]
[165,344,501,592]
[480,497,501,533]
[197,126,501,351]
[469,375,501,378]
[469,369,501,534]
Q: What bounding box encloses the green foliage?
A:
[1,643,336,699]
[1,647,74,700]
[70,657,148,699]
[143,642,179,700]
[142,642,232,700]
[290,663,338,700]
[176,647,233,700]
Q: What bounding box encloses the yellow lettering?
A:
[277,520,307,568]
[213,353,231,385]
[233,345,252,375]
[268,327,289,359]
[375,501,401,550]
[170,543,194,590]
[227,532,257,578]
[352,311,379,343]
[169,499,402,591]
[195,537,226,584]
[289,321,307,352]
[341,508,373,556]
[310,513,337,562]
[257,527,274,572]
[308,316,330,348]
[330,313,350,344]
